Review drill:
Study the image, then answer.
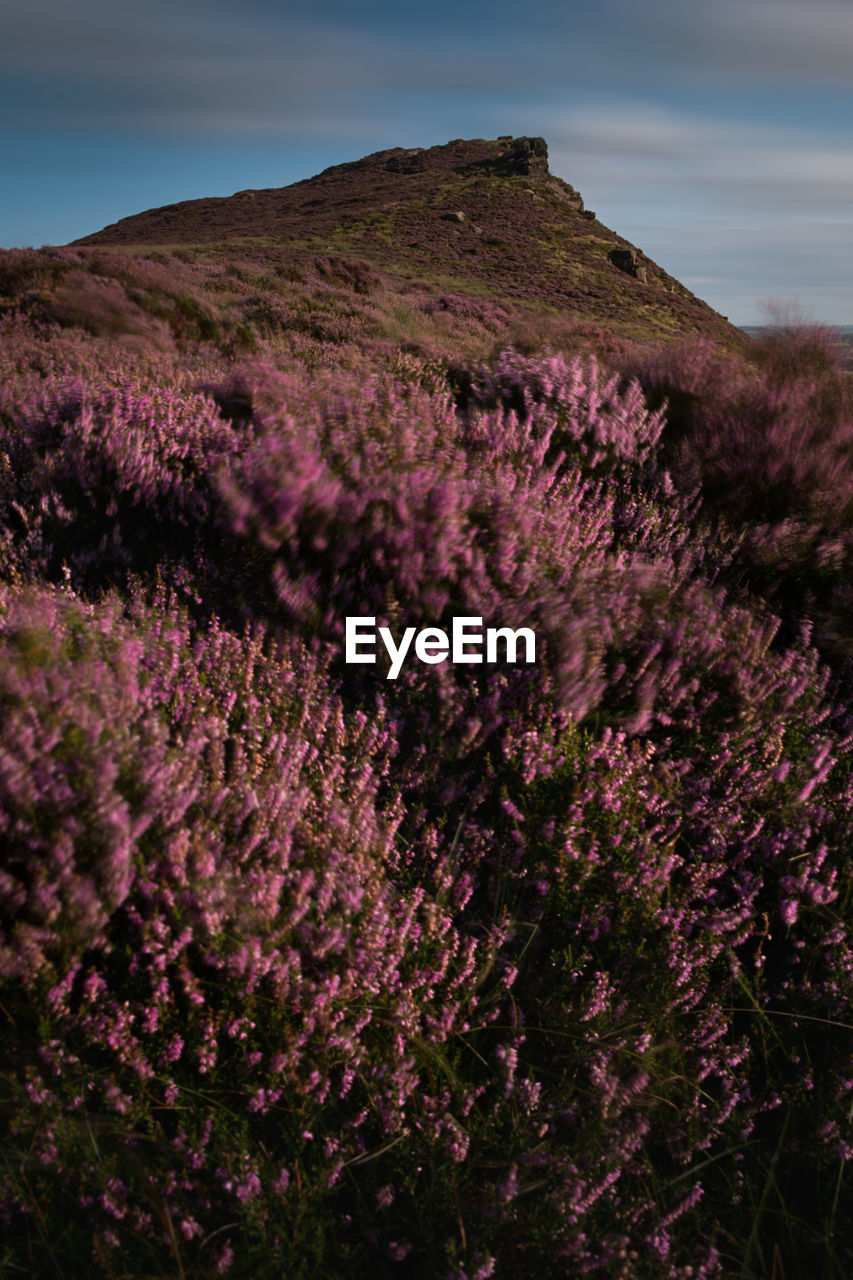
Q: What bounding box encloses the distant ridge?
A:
[71,135,742,346]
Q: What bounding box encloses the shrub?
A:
[623,324,853,661]
[4,300,853,1276]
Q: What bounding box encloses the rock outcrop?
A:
[496,135,550,178]
[610,247,648,283]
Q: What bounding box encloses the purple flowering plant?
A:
[1,249,853,1278]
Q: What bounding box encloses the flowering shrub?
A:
[465,347,665,476]
[2,288,853,1278]
[0,588,514,1276]
[623,323,853,661]
[0,588,154,977]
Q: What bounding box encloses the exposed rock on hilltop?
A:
[71,135,741,347]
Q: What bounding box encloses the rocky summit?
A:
[71,135,740,346]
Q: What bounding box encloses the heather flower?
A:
[387,1240,412,1262]
[216,1242,234,1274]
[376,1184,394,1209]
[3,279,853,1278]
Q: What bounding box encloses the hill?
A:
[69,134,741,350]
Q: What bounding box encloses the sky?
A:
[2,0,852,326]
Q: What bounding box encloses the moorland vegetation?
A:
[2,138,853,1278]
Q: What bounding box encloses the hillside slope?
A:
[71,135,741,348]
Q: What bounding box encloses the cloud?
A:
[548,105,853,214]
[0,0,567,137]
[1,2,421,135]
[698,0,853,84]
[4,0,852,140]
[572,0,853,87]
